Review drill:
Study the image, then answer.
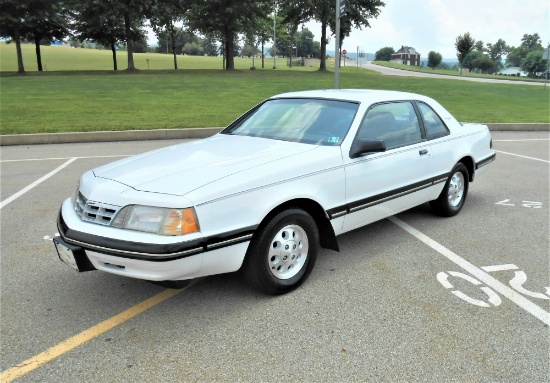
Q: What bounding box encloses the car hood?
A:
[93,134,317,196]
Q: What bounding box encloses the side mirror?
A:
[350,138,386,158]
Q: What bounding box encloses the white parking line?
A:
[493,139,549,142]
[1,155,128,163]
[389,216,550,326]
[0,158,78,210]
[494,150,549,163]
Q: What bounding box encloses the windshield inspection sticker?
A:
[328,137,340,143]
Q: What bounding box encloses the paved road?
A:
[363,62,548,86]
[1,132,549,382]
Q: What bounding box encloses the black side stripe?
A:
[326,173,449,219]
[476,153,496,169]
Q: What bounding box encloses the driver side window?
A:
[358,102,422,149]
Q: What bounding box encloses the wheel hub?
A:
[448,171,465,207]
[268,225,308,280]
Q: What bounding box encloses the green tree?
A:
[520,33,543,50]
[156,30,199,55]
[427,51,442,70]
[182,41,201,55]
[23,0,71,72]
[507,33,542,67]
[472,54,497,74]
[282,0,384,71]
[73,0,127,70]
[374,46,394,61]
[102,0,147,71]
[455,32,475,75]
[188,0,270,70]
[200,34,219,56]
[485,38,508,70]
[463,50,483,72]
[147,0,191,70]
[257,15,274,68]
[521,49,546,78]
[474,40,484,52]
[0,0,29,73]
[296,28,318,58]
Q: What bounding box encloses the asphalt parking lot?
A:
[1,131,548,382]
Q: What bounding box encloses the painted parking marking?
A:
[438,264,550,308]
[437,271,502,307]
[495,199,543,208]
[389,216,550,326]
[0,158,78,210]
[494,150,549,164]
[493,139,550,142]
[481,264,518,272]
[0,281,201,383]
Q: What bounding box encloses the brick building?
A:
[390,46,421,66]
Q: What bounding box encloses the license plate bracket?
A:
[53,237,96,272]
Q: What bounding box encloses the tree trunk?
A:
[111,42,118,70]
[261,40,265,69]
[221,37,225,70]
[14,29,25,73]
[319,20,327,71]
[34,34,43,72]
[170,27,178,70]
[225,29,235,71]
[289,48,292,67]
[124,11,135,71]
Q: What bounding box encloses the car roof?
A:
[271,89,434,105]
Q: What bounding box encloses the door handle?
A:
[419,149,428,155]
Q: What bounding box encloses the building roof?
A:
[394,46,420,55]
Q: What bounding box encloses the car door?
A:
[415,101,455,180]
[341,101,438,232]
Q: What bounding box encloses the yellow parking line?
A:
[1,284,194,382]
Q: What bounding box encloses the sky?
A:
[304,0,550,58]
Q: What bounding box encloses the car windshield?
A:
[223,98,359,146]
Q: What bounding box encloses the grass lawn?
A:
[0,43,308,72]
[372,61,545,83]
[1,44,548,135]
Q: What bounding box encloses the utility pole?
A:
[273,1,277,69]
[334,0,341,89]
[335,0,346,88]
[543,44,549,87]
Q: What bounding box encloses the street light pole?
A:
[543,44,549,87]
[334,0,340,89]
[273,2,277,69]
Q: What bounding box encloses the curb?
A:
[0,124,548,146]
[0,128,224,146]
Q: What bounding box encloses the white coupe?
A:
[54,90,495,294]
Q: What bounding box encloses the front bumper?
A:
[54,234,249,281]
[56,201,254,281]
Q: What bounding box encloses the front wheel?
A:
[243,209,319,295]
[430,163,469,217]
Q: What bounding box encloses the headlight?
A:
[111,205,200,236]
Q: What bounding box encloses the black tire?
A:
[430,162,469,217]
[243,208,319,295]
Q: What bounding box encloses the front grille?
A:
[75,192,121,226]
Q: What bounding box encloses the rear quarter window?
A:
[417,102,449,140]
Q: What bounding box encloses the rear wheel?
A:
[430,163,469,217]
[243,209,319,295]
